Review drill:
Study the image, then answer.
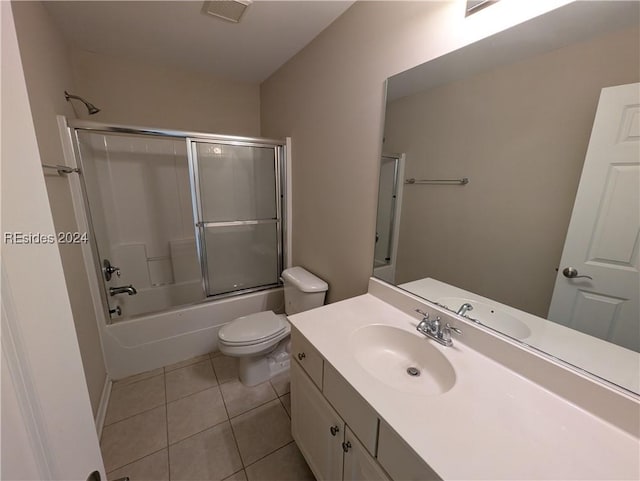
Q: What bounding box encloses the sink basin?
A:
[438,296,531,340]
[350,325,456,395]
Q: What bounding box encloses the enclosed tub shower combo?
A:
[61,119,294,378]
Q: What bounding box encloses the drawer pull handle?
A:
[342,441,352,452]
[297,352,306,360]
[330,425,340,436]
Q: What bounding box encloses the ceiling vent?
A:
[202,1,251,23]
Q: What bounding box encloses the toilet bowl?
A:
[217,267,328,386]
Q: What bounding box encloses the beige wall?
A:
[260,1,574,302]
[11,0,107,418]
[385,26,639,317]
[70,48,261,136]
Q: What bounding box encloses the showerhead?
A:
[64,90,101,115]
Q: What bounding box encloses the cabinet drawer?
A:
[377,421,440,481]
[323,362,378,455]
[291,328,324,389]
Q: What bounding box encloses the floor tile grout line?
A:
[224,391,280,421]
[166,382,222,405]
[165,392,285,448]
[243,439,297,471]
[103,401,166,429]
[225,468,246,481]
[164,369,171,481]
[164,355,212,373]
[209,357,221,386]
[229,398,292,468]
[111,371,164,391]
[105,446,168,475]
[167,417,231,447]
[218,374,246,469]
[211,357,238,386]
[166,392,287,449]
[277,395,291,419]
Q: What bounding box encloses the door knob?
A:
[562,267,593,280]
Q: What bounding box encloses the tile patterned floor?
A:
[102,353,312,481]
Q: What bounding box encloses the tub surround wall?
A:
[11,0,107,419]
[69,48,261,137]
[385,26,640,318]
[260,0,573,303]
[77,132,202,319]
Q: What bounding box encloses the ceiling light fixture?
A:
[202,0,252,23]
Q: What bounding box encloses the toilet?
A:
[218,267,328,386]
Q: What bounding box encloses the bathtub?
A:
[102,287,284,379]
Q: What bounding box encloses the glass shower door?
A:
[189,140,283,297]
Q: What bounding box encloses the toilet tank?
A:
[282,267,328,315]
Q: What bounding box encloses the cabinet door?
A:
[343,427,391,481]
[291,360,344,481]
[323,362,378,454]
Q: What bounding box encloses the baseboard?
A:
[95,375,112,439]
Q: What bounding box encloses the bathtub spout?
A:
[110,285,137,296]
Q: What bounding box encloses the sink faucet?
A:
[415,309,462,347]
[456,302,473,317]
[109,285,137,296]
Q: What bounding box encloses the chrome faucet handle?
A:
[430,316,441,335]
[445,323,463,336]
[440,323,463,345]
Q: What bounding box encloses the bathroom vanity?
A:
[289,279,639,480]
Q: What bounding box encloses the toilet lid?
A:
[219,311,288,345]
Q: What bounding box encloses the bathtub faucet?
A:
[109,285,137,296]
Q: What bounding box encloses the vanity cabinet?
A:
[377,421,440,481]
[291,330,392,481]
[291,360,345,481]
[343,426,390,481]
[291,329,324,388]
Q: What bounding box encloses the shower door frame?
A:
[187,137,285,299]
[66,119,287,322]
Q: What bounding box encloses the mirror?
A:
[376,1,639,394]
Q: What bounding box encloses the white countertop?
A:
[401,278,640,393]
[289,293,640,480]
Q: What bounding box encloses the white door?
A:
[1,4,105,480]
[548,83,639,352]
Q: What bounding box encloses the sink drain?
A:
[406,367,420,377]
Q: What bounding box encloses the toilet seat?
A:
[218,311,288,347]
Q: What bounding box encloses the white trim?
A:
[94,376,112,439]
[57,116,111,369]
[286,136,293,267]
[1,269,55,479]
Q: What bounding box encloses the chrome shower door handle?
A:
[562,267,593,280]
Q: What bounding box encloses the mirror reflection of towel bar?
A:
[42,164,81,175]
[405,177,469,185]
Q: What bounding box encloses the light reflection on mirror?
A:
[376,1,639,394]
